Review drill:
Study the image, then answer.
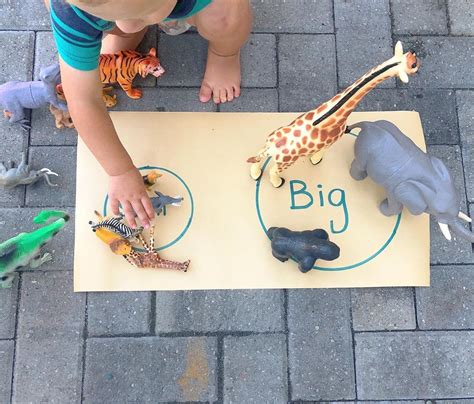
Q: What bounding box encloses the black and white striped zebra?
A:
[89,212,143,241]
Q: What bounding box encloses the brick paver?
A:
[1,1,474,402]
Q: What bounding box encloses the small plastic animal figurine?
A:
[247,42,420,187]
[92,226,133,256]
[89,211,143,242]
[267,227,340,273]
[142,171,162,190]
[151,191,183,216]
[348,120,474,243]
[124,226,190,271]
[0,63,67,130]
[99,48,165,99]
[0,152,58,189]
[0,210,69,288]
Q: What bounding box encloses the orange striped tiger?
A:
[99,48,165,99]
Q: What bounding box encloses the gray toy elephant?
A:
[348,120,474,243]
[0,63,67,130]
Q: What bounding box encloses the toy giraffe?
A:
[247,41,420,187]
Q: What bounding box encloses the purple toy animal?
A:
[349,120,474,243]
[0,63,67,130]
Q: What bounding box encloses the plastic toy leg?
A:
[30,252,52,268]
[250,161,263,181]
[379,196,403,216]
[350,160,368,180]
[310,150,324,166]
[269,164,285,188]
[272,250,289,262]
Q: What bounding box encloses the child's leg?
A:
[190,0,252,104]
[101,26,149,54]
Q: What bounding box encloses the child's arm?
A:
[59,59,155,228]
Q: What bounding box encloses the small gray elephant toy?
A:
[267,227,340,273]
[348,120,474,242]
[0,151,58,189]
[151,191,183,216]
[0,63,67,130]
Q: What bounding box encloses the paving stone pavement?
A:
[0,0,473,402]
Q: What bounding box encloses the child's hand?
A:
[108,167,155,229]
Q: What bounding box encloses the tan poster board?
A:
[74,111,429,292]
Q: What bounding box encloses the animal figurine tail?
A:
[33,210,69,224]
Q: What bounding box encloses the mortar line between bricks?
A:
[275,34,280,113]
[430,262,474,267]
[80,292,88,404]
[348,290,358,400]
[283,289,291,401]
[216,336,224,403]
[91,330,288,339]
[149,292,156,335]
[413,287,420,329]
[354,328,474,334]
[445,0,453,35]
[9,272,23,404]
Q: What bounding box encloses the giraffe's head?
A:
[392,41,420,83]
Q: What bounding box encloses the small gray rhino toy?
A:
[0,63,67,130]
[348,120,474,242]
[151,191,183,216]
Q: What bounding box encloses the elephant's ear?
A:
[430,156,452,182]
[394,180,435,215]
[312,229,329,240]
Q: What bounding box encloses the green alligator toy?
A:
[0,210,69,288]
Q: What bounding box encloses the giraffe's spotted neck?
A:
[311,60,402,127]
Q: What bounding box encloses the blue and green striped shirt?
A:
[50,0,212,71]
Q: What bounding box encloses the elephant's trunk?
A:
[449,220,474,243]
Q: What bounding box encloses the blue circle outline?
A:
[254,131,402,271]
[102,165,194,252]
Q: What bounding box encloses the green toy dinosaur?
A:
[0,210,69,288]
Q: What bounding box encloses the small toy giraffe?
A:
[247,41,420,187]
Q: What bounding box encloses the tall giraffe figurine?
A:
[247,41,420,188]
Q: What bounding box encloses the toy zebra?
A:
[89,211,143,242]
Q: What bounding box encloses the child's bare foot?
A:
[199,49,241,104]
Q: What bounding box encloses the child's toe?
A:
[199,83,213,103]
[219,88,228,103]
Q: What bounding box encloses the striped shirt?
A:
[50,0,212,71]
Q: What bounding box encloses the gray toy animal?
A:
[0,152,58,189]
[267,227,340,273]
[0,63,67,130]
[151,191,183,216]
[348,120,474,242]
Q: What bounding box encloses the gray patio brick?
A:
[84,336,217,403]
[0,208,74,271]
[428,146,473,265]
[25,146,77,207]
[416,265,474,330]
[0,31,35,82]
[34,31,57,80]
[447,0,474,35]
[334,0,394,89]
[87,292,152,336]
[241,34,277,88]
[0,340,14,404]
[111,87,216,112]
[457,91,474,203]
[356,89,458,145]
[279,34,337,112]
[0,277,18,340]
[155,290,284,333]
[355,331,474,399]
[224,334,288,403]
[288,289,355,401]
[0,0,50,30]
[13,271,85,403]
[351,288,416,331]
[157,33,207,87]
[391,0,448,35]
[251,0,333,33]
[0,121,28,208]
[219,88,278,112]
[395,37,474,89]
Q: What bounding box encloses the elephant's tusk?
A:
[439,223,452,241]
[458,212,472,223]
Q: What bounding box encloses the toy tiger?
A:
[99,48,165,99]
